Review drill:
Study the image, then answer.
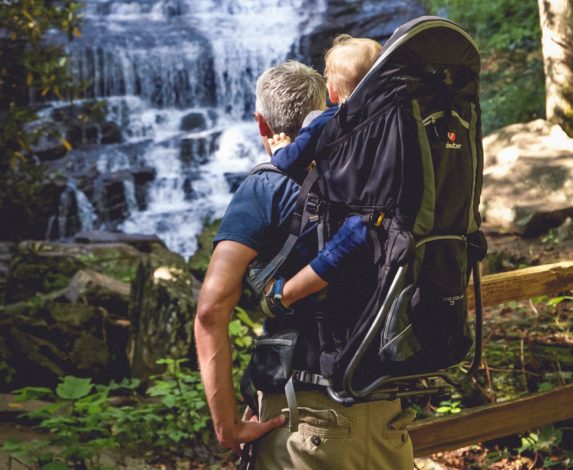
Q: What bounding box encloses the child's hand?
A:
[268,132,291,153]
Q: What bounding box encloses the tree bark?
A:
[538,0,573,136]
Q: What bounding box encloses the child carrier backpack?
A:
[247,16,487,411]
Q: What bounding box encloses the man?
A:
[195,61,414,469]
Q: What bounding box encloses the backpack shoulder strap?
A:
[245,166,321,295]
[250,162,285,176]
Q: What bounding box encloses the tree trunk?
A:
[538,0,573,136]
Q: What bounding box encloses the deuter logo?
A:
[443,294,464,306]
[445,131,462,149]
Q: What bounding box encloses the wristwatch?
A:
[261,278,294,318]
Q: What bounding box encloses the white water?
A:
[65,0,327,257]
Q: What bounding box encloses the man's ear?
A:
[327,82,339,104]
[254,112,271,138]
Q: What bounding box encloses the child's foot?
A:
[268,132,291,153]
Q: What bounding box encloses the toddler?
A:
[261,34,383,317]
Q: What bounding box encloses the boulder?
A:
[65,269,131,316]
[5,241,142,304]
[128,243,197,382]
[0,289,123,390]
[0,241,147,389]
[180,111,207,132]
[100,121,123,144]
[481,120,573,236]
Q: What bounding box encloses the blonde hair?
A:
[324,34,382,100]
[256,61,326,138]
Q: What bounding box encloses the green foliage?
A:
[0,308,260,467]
[0,0,82,240]
[486,425,571,468]
[230,307,262,392]
[4,375,118,469]
[546,295,573,307]
[424,0,545,134]
[0,0,82,167]
[435,398,462,415]
[188,219,222,280]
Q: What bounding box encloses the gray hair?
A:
[255,61,326,138]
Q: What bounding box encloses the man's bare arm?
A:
[194,240,285,454]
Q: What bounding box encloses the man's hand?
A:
[221,409,286,455]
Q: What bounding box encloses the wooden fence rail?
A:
[467,261,573,310]
[410,384,573,457]
[411,261,573,457]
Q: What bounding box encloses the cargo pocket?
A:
[282,406,352,440]
[383,407,416,442]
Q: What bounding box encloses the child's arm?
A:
[271,106,337,173]
[261,215,369,314]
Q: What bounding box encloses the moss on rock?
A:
[188,219,221,281]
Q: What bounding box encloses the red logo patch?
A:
[447,132,456,142]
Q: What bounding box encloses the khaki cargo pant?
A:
[253,390,415,470]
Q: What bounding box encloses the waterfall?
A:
[61,0,327,257]
[57,182,97,238]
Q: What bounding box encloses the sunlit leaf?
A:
[56,376,93,400]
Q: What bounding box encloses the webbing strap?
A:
[289,167,320,236]
[247,209,311,295]
[317,220,325,251]
[284,371,334,433]
[293,370,334,387]
[285,375,299,432]
[246,164,318,295]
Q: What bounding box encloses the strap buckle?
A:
[370,211,385,227]
[305,193,324,216]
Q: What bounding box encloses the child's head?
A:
[324,34,382,104]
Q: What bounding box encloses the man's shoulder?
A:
[239,167,300,196]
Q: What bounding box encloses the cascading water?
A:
[63,0,327,257]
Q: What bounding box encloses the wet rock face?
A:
[481,120,573,236]
[297,0,426,72]
[180,130,221,165]
[67,121,123,147]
